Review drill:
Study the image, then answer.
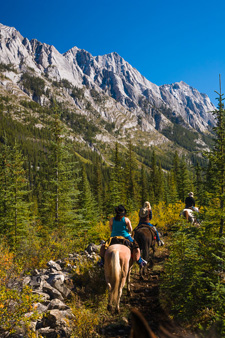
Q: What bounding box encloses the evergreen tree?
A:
[0,139,31,247]
[139,164,149,206]
[194,163,205,207]
[124,139,139,211]
[207,77,225,235]
[156,161,165,203]
[149,151,164,204]
[149,150,157,204]
[166,170,178,204]
[78,164,97,228]
[108,142,125,212]
[0,138,12,236]
[40,108,80,235]
[93,157,103,218]
[178,157,193,202]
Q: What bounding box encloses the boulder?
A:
[41,309,75,328]
[47,260,62,271]
[42,281,64,301]
[47,299,70,311]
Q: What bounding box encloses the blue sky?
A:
[1,0,225,105]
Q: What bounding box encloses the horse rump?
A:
[104,244,131,313]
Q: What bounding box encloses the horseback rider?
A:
[98,205,147,267]
[185,192,199,212]
[180,192,200,224]
[138,201,164,246]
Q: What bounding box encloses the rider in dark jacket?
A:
[185,192,196,208]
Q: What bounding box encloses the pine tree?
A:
[0,138,12,236]
[178,157,193,202]
[0,139,31,248]
[40,107,80,235]
[166,170,178,204]
[93,157,103,217]
[156,161,165,203]
[108,142,125,212]
[207,76,225,235]
[79,164,97,228]
[194,163,205,207]
[139,164,149,206]
[149,151,164,204]
[124,139,139,211]
[149,150,157,204]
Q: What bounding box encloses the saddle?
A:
[105,236,139,251]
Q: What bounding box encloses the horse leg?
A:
[107,282,113,312]
[127,267,132,296]
[115,274,127,314]
[140,242,149,279]
[115,283,122,314]
[183,210,189,221]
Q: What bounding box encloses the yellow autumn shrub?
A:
[0,242,40,335]
[151,201,183,231]
[70,304,99,338]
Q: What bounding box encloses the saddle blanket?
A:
[105,236,139,251]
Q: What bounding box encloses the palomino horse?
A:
[133,225,156,279]
[104,244,132,313]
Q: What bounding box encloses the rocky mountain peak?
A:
[0,22,216,143]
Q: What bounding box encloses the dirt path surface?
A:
[99,247,193,338]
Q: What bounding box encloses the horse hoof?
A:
[115,308,120,314]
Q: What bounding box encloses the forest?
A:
[0,87,224,337]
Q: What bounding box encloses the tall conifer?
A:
[208,76,225,235]
[124,139,138,211]
[40,107,80,234]
[0,139,31,247]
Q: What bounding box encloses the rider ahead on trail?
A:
[138,201,164,246]
[98,205,147,267]
[185,192,199,213]
[185,192,195,208]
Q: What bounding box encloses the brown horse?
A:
[133,225,156,279]
[130,308,182,338]
[104,244,132,313]
[130,308,157,338]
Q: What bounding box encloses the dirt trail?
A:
[99,247,192,338]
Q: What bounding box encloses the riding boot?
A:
[137,257,147,267]
[158,239,164,246]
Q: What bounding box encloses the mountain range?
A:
[0,23,216,168]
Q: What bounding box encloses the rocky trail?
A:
[2,242,198,338]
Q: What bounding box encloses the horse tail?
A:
[111,250,121,306]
